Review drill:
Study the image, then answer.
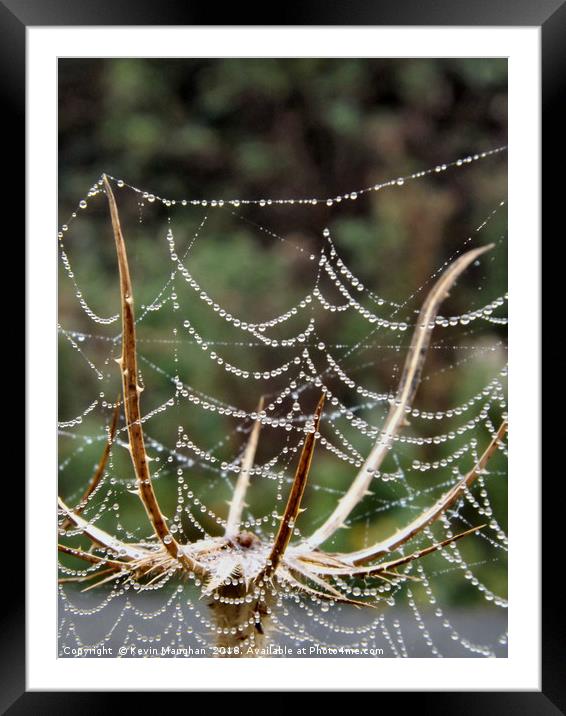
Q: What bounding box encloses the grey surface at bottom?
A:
[58,589,508,658]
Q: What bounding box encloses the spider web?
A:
[58,147,508,658]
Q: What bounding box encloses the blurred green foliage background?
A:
[58,59,507,607]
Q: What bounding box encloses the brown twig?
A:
[58,568,118,585]
[337,420,508,564]
[58,497,149,560]
[102,175,206,578]
[262,394,325,577]
[302,245,494,550]
[299,524,486,577]
[365,524,486,575]
[277,566,375,608]
[61,399,121,530]
[58,542,127,568]
[225,396,264,538]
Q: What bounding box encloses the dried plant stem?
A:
[303,245,493,550]
[278,566,374,608]
[364,524,486,574]
[102,175,204,577]
[303,524,486,577]
[225,397,264,538]
[57,543,127,569]
[338,420,507,564]
[58,567,118,586]
[264,395,325,576]
[58,496,148,560]
[61,399,120,530]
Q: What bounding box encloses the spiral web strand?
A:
[58,146,507,658]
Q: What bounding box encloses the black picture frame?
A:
[12,0,554,709]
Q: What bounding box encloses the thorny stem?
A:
[304,524,486,577]
[363,524,486,574]
[263,394,325,577]
[102,175,205,577]
[278,566,375,608]
[58,496,149,560]
[60,399,121,530]
[57,543,127,569]
[225,396,264,538]
[338,420,508,564]
[302,244,494,551]
[58,567,120,586]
